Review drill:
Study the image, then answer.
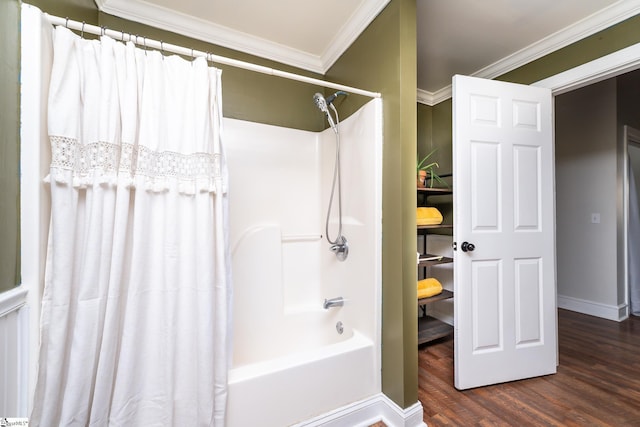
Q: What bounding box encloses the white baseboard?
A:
[294,393,425,427]
[557,294,628,322]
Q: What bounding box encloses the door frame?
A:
[532,42,640,322]
[625,126,640,314]
[532,43,640,95]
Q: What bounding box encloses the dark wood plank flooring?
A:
[418,309,640,426]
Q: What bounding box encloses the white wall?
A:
[555,79,621,317]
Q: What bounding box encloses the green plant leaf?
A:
[416,148,438,172]
[416,147,450,188]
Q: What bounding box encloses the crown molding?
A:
[416,89,432,106]
[472,0,640,81]
[321,0,390,72]
[416,87,452,106]
[96,0,324,72]
[416,0,640,105]
[533,41,640,95]
[96,0,389,75]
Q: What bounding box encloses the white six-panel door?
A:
[453,75,557,390]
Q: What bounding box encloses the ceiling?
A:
[97,0,640,105]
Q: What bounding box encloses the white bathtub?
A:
[227,331,375,427]
[227,224,378,426]
[224,99,382,426]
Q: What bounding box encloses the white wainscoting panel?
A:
[0,286,29,417]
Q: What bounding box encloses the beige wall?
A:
[0,0,21,293]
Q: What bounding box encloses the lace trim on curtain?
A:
[47,135,224,194]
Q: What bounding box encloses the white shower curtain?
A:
[31,26,231,426]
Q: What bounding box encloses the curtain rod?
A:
[45,14,382,99]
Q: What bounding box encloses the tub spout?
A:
[323,297,344,309]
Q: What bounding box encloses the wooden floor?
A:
[418,309,640,426]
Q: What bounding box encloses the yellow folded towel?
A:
[417,278,443,299]
[416,207,443,226]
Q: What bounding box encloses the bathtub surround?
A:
[224,99,382,427]
[29,22,231,426]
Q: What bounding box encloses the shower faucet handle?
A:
[329,236,349,261]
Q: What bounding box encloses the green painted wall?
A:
[418,99,453,227]
[432,99,452,176]
[327,0,418,408]
[417,100,451,175]
[28,0,97,22]
[0,0,21,293]
[417,103,432,158]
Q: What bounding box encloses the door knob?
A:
[461,241,475,252]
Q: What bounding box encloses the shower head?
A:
[313,92,337,132]
[313,92,329,114]
[314,91,348,111]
